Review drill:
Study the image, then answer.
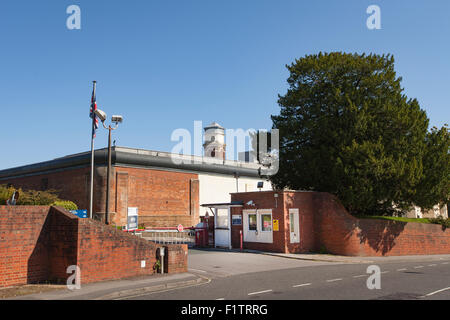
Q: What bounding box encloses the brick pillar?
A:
[190,179,199,227]
[115,172,129,226]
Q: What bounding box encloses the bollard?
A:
[159,247,165,274]
[240,230,243,252]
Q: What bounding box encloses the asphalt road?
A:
[124,250,450,300]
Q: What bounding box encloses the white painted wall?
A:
[198,173,272,217]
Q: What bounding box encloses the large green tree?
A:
[271,52,449,216]
[414,126,450,210]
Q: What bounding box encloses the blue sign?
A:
[70,210,88,218]
[232,214,242,225]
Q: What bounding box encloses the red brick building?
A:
[229,191,315,253]
[0,146,268,229]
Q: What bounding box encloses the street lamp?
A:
[96,109,123,225]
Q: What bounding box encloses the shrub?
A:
[319,245,329,254]
[0,185,79,210]
[138,223,146,230]
[51,200,78,211]
[0,185,15,205]
[17,189,60,206]
[429,216,450,230]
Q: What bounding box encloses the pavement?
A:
[240,248,450,264]
[240,249,376,263]
[7,272,209,300]
[4,248,450,300]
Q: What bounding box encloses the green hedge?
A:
[51,200,78,211]
[1,184,78,211]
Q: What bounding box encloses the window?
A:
[290,213,295,233]
[248,214,257,231]
[216,208,229,228]
[261,214,272,232]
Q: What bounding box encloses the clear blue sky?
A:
[0,0,449,169]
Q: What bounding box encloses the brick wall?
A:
[114,167,199,228]
[0,206,188,288]
[312,193,450,256]
[0,206,50,287]
[230,191,450,256]
[76,217,187,283]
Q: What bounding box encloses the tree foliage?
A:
[271,52,449,216]
[414,126,450,209]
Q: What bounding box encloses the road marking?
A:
[188,268,207,273]
[397,268,407,271]
[428,264,437,267]
[216,298,225,300]
[353,275,366,278]
[111,277,212,300]
[442,262,449,265]
[292,283,312,288]
[248,289,273,296]
[421,286,450,298]
[326,278,343,282]
[380,271,389,274]
[414,266,424,269]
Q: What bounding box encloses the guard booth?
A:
[200,202,243,249]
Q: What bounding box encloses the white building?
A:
[405,204,448,219]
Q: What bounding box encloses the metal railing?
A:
[141,229,196,247]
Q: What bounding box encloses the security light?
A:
[111,115,123,124]
[94,109,107,122]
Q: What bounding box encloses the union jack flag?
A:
[89,85,99,138]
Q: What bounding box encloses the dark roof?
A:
[201,201,244,207]
[0,147,263,180]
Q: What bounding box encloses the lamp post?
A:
[95,109,123,225]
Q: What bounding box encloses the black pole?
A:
[89,81,97,219]
[105,125,112,225]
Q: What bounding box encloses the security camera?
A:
[94,109,107,122]
[111,115,123,124]
[246,200,255,206]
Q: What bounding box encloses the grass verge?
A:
[356,216,433,224]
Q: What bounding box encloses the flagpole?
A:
[89,81,97,219]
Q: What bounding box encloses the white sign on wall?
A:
[127,207,139,231]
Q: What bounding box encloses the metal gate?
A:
[141,229,195,247]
